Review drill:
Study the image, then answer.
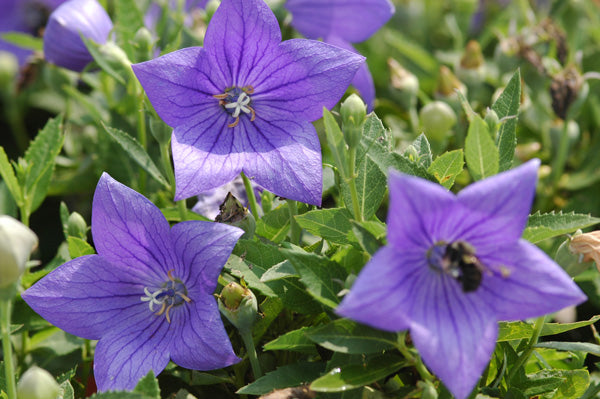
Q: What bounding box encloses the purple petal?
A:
[252,39,365,122]
[477,240,586,321]
[456,159,540,251]
[170,294,240,370]
[409,275,497,399]
[336,246,424,331]
[43,0,113,72]
[92,173,175,283]
[94,313,171,391]
[21,255,145,340]
[203,0,281,86]
[170,221,243,294]
[286,0,394,43]
[172,112,245,200]
[132,47,222,128]
[239,115,323,205]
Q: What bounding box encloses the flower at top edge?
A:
[132,0,365,206]
[0,0,67,65]
[43,0,113,72]
[336,159,586,399]
[22,173,243,391]
[285,0,395,110]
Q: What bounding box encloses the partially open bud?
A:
[456,40,486,86]
[340,94,366,148]
[218,282,258,332]
[17,366,60,399]
[0,216,38,288]
[550,65,583,120]
[215,193,255,239]
[569,231,600,272]
[419,101,457,142]
[388,58,419,109]
[67,212,87,239]
[436,65,466,98]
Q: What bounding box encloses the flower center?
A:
[23,1,51,36]
[427,240,485,293]
[213,86,256,128]
[140,270,191,323]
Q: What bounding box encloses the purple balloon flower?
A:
[22,173,243,391]
[43,0,113,72]
[0,0,67,65]
[336,160,586,399]
[132,0,364,206]
[285,0,395,110]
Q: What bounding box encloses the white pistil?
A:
[224,92,252,118]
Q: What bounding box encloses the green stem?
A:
[137,93,148,193]
[19,206,30,228]
[396,332,433,382]
[549,119,571,191]
[287,200,301,245]
[159,142,187,222]
[240,328,262,379]
[347,147,363,222]
[241,172,260,220]
[2,94,28,153]
[1,299,16,399]
[507,315,546,383]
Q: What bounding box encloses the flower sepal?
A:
[218,282,258,333]
[215,193,255,240]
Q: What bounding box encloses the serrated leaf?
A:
[465,115,499,180]
[341,154,387,220]
[523,211,600,243]
[390,153,436,180]
[102,124,170,189]
[310,354,407,392]
[498,315,600,342]
[67,236,95,258]
[427,149,464,189]
[23,115,64,213]
[134,371,160,399]
[281,247,347,308]
[237,362,325,395]
[0,32,42,51]
[59,380,75,399]
[295,208,354,245]
[305,319,397,354]
[525,369,589,399]
[323,108,349,178]
[255,205,290,243]
[411,134,433,168]
[263,327,316,353]
[0,147,22,206]
[492,70,521,172]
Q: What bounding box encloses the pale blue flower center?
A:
[140,270,191,323]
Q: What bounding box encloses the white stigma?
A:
[224,92,252,118]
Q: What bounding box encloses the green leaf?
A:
[492,69,521,172]
[263,327,317,353]
[498,315,600,342]
[523,211,600,243]
[410,134,433,168]
[0,147,22,206]
[281,247,347,308]
[295,208,354,245]
[310,354,407,392]
[252,297,284,342]
[23,115,64,213]
[102,124,170,189]
[341,154,387,220]
[524,369,589,399]
[349,221,382,255]
[519,372,564,397]
[113,0,144,60]
[323,108,348,178]
[59,380,75,399]
[260,261,299,282]
[82,37,126,85]
[237,362,325,395]
[255,205,290,243]
[134,371,160,399]
[305,319,397,354]
[390,153,436,180]
[0,32,42,51]
[189,371,232,386]
[465,115,499,180]
[427,150,464,189]
[535,342,600,356]
[67,237,95,258]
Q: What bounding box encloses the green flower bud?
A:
[218,282,258,332]
[215,193,255,240]
[98,41,132,78]
[403,144,419,162]
[484,108,500,137]
[0,51,18,90]
[17,366,60,399]
[388,58,419,95]
[67,212,87,239]
[0,216,38,288]
[419,101,457,142]
[340,94,366,149]
[133,27,155,62]
[436,65,466,98]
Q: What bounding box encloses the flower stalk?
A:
[347,146,363,222]
[287,200,301,245]
[507,315,546,383]
[241,172,260,220]
[1,297,16,399]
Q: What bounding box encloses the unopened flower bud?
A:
[67,212,87,239]
[17,366,60,399]
[484,108,499,137]
[133,27,155,62]
[419,101,457,142]
[388,58,419,109]
[0,216,38,288]
[0,52,18,89]
[218,282,258,332]
[436,65,466,98]
[457,41,486,86]
[340,94,366,148]
[99,41,132,75]
[569,231,600,273]
[215,193,255,239]
[403,145,419,162]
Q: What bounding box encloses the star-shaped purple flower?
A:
[132,0,364,206]
[336,160,586,399]
[285,0,395,110]
[22,173,243,391]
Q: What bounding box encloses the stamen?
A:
[165,304,174,323]
[248,105,256,122]
[216,86,257,127]
[141,270,191,322]
[213,93,229,99]
[228,117,240,128]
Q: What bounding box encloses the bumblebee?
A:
[443,241,486,293]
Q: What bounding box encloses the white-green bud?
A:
[17,366,60,399]
[218,282,258,332]
[0,216,38,288]
[340,94,366,149]
[0,51,18,89]
[133,27,155,62]
[419,101,457,142]
[484,108,500,137]
[67,212,87,239]
[98,41,132,78]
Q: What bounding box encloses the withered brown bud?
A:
[460,40,484,69]
[570,231,600,269]
[436,65,465,97]
[550,65,583,120]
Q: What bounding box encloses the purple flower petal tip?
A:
[23,173,243,391]
[133,0,364,205]
[43,0,113,72]
[337,159,586,399]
